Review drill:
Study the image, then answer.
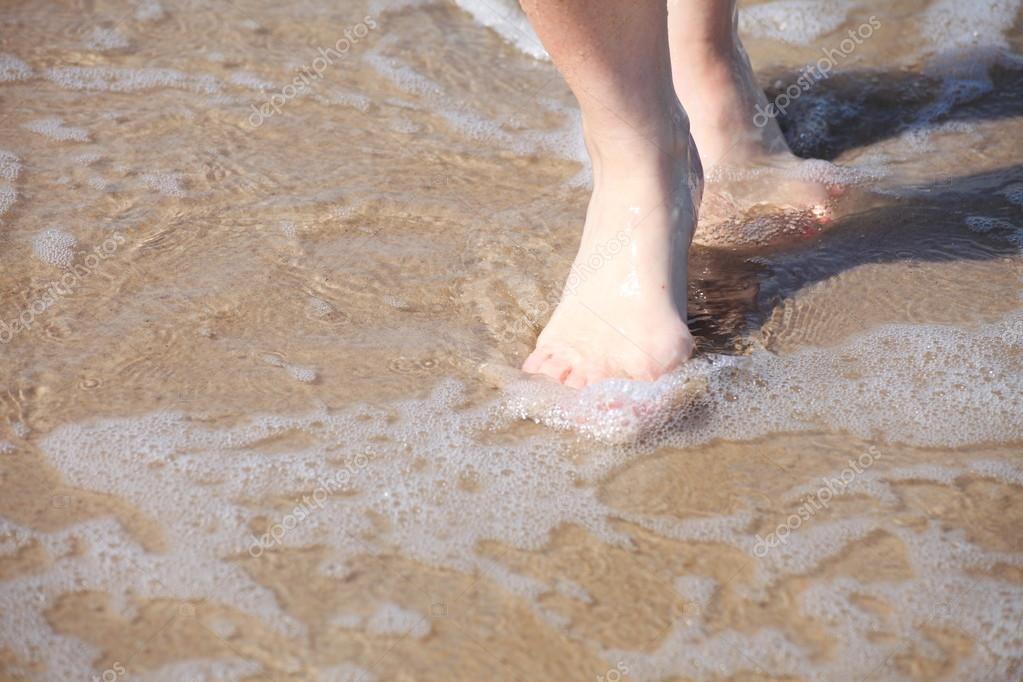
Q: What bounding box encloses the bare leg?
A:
[668,0,832,243]
[519,0,701,387]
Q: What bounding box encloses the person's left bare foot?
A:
[668,7,836,245]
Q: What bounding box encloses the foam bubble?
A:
[0,53,32,82]
[383,294,410,310]
[365,603,430,638]
[141,172,186,197]
[497,310,1023,447]
[450,0,547,60]
[143,659,262,681]
[31,227,77,266]
[307,297,332,316]
[920,0,1022,53]
[0,150,18,220]
[0,185,15,218]
[1001,183,1023,206]
[965,215,1018,234]
[2,362,1017,678]
[737,0,852,45]
[324,90,372,112]
[23,117,89,142]
[46,66,220,94]
[318,663,377,682]
[614,513,1023,679]
[707,157,886,186]
[261,354,284,367]
[285,364,317,383]
[134,0,165,21]
[84,26,130,51]
[0,150,20,180]
[371,0,547,60]
[228,71,274,90]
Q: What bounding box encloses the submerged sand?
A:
[1,0,1022,679]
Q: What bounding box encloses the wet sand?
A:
[1,0,1022,679]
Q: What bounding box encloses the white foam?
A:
[141,172,186,197]
[31,227,77,267]
[673,575,716,615]
[451,0,547,60]
[144,658,263,681]
[0,149,18,220]
[365,603,430,638]
[84,26,130,51]
[370,0,546,59]
[325,90,372,112]
[0,150,19,181]
[389,116,420,133]
[46,66,220,94]
[0,186,15,218]
[318,663,377,682]
[965,215,1018,233]
[134,0,165,21]
[285,364,317,383]
[708,157,886,186]
[1002,183,1023,206]
[23,117,89,142]
[228,71,274,90]
[920,0,1022,54]
[382,294,410,310]
[0,53,32,82]
[613,516,1023,680]
[0,358,1017,678]
[261,354,284,368]
[737,0,853,45]
[500,310,1023,447]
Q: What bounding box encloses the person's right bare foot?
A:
[522,116,701,388]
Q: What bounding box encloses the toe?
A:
[579,361,610,387]
[538,356,573,384]
[563,368,587,389]
[522,348,551,374]
[626,364,659,382]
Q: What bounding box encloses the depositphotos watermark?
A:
[247,452,371,557]
[91,661,125,682]
[753,446,882,557]
[498,229,631,344]
[0,232,127,344]
[596,661,630,682]
[246,16,377,128]
[753,16,881,128]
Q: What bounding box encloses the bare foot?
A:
[668,14,835,245]
[522,118,701,388]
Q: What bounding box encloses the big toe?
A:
[536,353,574,384]
[522,348,551,374]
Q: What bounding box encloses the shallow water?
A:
[1,0,1022,680]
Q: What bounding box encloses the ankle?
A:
[582,106,692,174]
